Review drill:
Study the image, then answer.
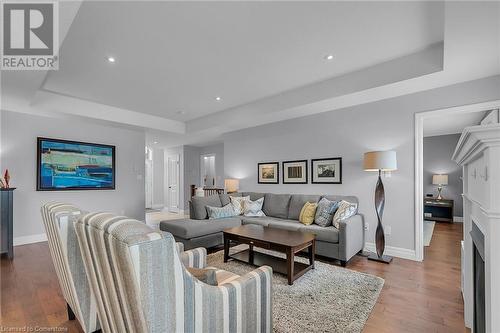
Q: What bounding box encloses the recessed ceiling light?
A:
[153,141,158,144]
[176,110,186,115]
[324,54,334,61]
[107,56,116,63]
[215,96,222,101]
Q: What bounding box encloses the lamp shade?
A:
[432,174,448,185]
[224,178,239,192]
[363,151,397,172]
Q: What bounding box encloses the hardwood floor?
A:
[1,223,466,332]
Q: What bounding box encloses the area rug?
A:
[424,220,436,246]
[207,245,384,333]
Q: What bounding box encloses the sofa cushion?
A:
[220,192,242,206]
[241,192,266,201]
[191,194,222,220]
[267,220,303,231]
[321,195,359,206]
[298,202,318,225]
[263,193,292,219]
[241,217,272,227]
[160,217,241,239]
[288,194,321,220]
[314,197,340,227]
[299,225,339,243]
[206,204,238,219]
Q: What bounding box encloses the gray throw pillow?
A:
[314,197,340,227]
[187,267,217,286]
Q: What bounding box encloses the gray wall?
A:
[223,75,500,252]
[423,134,463,217]
[183,145,200,209]
[0,111,146,240]
[152,147,165,207]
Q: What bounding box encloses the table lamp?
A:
[224,179,239,194]
[363,150,397,264]
[432,174,448,200]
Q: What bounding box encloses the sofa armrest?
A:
[217,266,273,332]
[179,247,207,269]
[338,214,365,261]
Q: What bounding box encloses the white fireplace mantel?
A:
[452,123,500,332]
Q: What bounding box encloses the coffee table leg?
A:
[309,240,315,269]
[287,248,294,285]
[223,238,230,263]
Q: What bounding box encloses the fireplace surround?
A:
[453,123,500,332]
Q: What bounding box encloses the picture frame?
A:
[311,157,342,184]
[258,162,279,184]
[282,160,308,184]
[37,137,116,191]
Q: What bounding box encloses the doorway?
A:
[200,154,216,188]
[166,154,180,213]
[414,100,500,261]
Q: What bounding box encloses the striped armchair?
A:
[74,212,273,333]
[40,203,100,333]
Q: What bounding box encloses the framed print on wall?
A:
[282,160,308,184]
[37,137,116,191]
[258,162,279,184]
[311,157,342,184]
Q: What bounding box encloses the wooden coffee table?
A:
[223,224,316,285]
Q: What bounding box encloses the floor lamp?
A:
[363,151,397,264]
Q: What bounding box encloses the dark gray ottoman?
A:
[160,217,242,250]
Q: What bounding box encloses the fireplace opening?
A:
[471,222,485,333]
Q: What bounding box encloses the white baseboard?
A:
[453,216,464,223]
[364,242,417,261]
[14,233,47,246]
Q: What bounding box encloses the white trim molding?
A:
[364,242,417,261]
[453,216,464,223]
[414,99,500,262]
[14,233,47,246]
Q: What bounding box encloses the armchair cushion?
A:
[186,267,217,286]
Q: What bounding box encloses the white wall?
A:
[223,75,500,255]
[200,143,224,188]
[0,111,146,243]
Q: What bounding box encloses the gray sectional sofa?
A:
[160,192,365,265]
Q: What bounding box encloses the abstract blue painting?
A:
[37,138,115,190]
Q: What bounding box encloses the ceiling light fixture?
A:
[215,96,222,101]
[176,110,186,115]
[107,56,116,63]
[153,141,158,144]
[324,54,334,61]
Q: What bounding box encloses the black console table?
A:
[1,188,15,259]
[424,198,454,223]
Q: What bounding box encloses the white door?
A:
[167,155,180,212]
[201,154,216,187]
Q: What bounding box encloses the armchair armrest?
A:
[338,214,365,261]
[176,242,185,253]
[214,266,273,332]
[179,247,207,269]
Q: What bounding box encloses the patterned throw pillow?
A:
[243,197,266,217]
[314,198,340,227]
[230,196,250,215]
[299,202,318,225]
[333,200,358,229]
[206,204,238,219]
